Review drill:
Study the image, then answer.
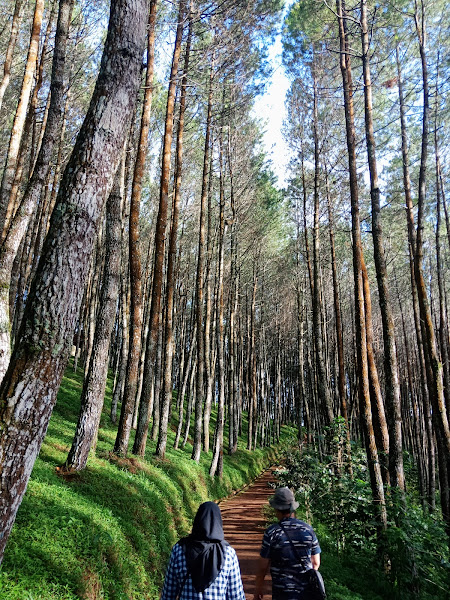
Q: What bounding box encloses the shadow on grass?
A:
[1,362,292,600]
[3,459,187,600]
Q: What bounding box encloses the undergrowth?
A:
[276,418,450,600]
[0,363,289,600]
[3,372,447,600]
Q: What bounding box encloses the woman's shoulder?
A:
[224,543,239,562]
[170,542,186,562]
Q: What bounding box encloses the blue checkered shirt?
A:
[161,542,245,600]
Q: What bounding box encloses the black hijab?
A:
[179,501,229,593]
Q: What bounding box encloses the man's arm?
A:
[311,553,320,570]
[253,556,270,600]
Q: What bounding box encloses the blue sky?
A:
[253,5,293,188]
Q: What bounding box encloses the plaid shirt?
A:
[161,543,246,600]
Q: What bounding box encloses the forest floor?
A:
[219,466,277,599]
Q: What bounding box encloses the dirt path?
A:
[219,467,277,599]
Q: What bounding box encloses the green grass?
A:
[0,363,289,600]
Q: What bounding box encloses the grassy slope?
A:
[3,366,443,600]
[0,365,289,600]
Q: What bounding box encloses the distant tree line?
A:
[282,0,450,538]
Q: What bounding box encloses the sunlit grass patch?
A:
[1,362,286,599]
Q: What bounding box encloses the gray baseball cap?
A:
[269,487,299,511]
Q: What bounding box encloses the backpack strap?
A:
[278,521,303,563]
[279,522,326,599]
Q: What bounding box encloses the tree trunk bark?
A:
[247,263,258,451]
[114,0,159,456]
[210,108,226,477]
[433,82,450,419]
[413,3,450,466]
[227,132,239,455]
[0,0,26,113]
[111,259,130,424]
[361,255,390,486]
[64,157,124,471]
[326,179,352,473]
[202,151,215,454]
[133,0,185,457]
[156,1,191,459]
[311,61,333,426]
[361,0,405,492]
[174,324,196,450]
[191,62,214,463]
[396,43,436,511]
[0,0,148,564]
[336,0,387,530]
[0,0,45,238]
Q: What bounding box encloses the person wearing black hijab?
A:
[161,501,245,599]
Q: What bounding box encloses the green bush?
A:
[277,419,449,600]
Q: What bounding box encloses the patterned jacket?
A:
[260,517,321,598]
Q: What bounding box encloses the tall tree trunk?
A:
[411,4,450,528]
[182,357,197,448]
[227,132,239,455]
[191,62,214,463]
[156,1,191,459]
[151,323,164,441]
[396,43,436,511]
[210,108,226,477]
[395,273,427,509]
[111,257,130,424]
[433,73,450,418]
[0,0,148,564]
[133,0,185,457]
[412,3,450,464]
[326,178,352,473]
[361,0,404,492]
[0,0,25,113]
[84,232,104,375]
[64,156,124,471]
[202,151,215,454]
[297,283,306,445]
[27,95,69,295]
[26,1,57,182]
[247,264,258,451]
[0,0,45,238]
[6,3,64,347]
[174,324,196,450]
[311,60,333,426]
[301,140,313,301]
[361,255,390,486]
[336,0,387,530]
[114,0,159,456]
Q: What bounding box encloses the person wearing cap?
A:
[253,487,321,600]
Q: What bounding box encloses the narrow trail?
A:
[219,467,278,599]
